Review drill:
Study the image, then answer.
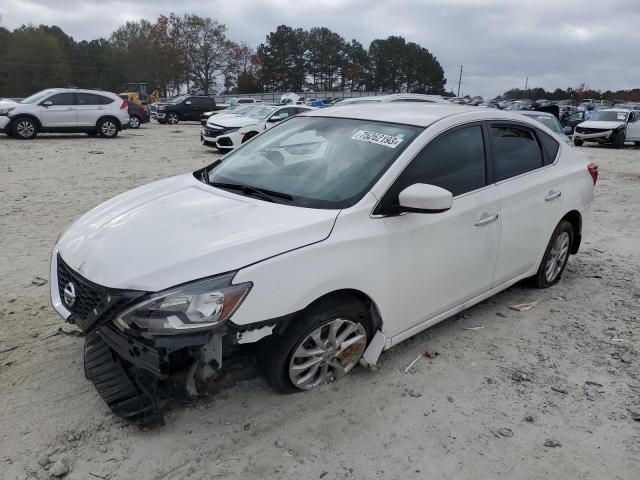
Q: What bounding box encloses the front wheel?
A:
[573,138,583,147]
[612,131,625,149]
[533,220,574,288]
[12,117,38,139]
[263,296,371,393]
[98,118,119,138]
[242,131,258,143]
[166,112,180,125]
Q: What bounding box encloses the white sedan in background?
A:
[201,105,313,151]
[51,103,596,425]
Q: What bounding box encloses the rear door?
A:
[76,92,105,127]
[186,97,206,120]
[490,123,563,286]
[39,92,76,128]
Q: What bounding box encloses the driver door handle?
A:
[545,190,562,201]
[475,213,499,226]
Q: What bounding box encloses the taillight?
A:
[120,100,128,110]
[587,163,598,185]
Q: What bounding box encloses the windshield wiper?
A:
[209,181,293,203]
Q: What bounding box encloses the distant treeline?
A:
[502,84,640,102]
[0,14,446,97]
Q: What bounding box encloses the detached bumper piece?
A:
[84,332,165,428]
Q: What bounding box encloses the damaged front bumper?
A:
[573,129,613,141]
[50,252,276,427]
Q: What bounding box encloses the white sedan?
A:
[51,103,596,424]
[201,105,313,151]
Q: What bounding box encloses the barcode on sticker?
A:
[351,130,404,148]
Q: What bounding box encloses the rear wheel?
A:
[11,117,37,139]
[166,112,180,125]
[573,138,583,147]
[129,115,141,129]
[98,118,119,138]
[263,295,371,393]
[533,220,574,288]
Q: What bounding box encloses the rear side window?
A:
[47,93,74,105]
[388,125,487,198]
[491,126,543,181]
[76,93,101,105]
[538,130,560,164]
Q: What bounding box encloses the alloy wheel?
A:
[16,120,35,138]
[288,318,367,390]
[545,231,570,282]
[101,121,117,137]
[129,116,140,128]
[167,113,179,124]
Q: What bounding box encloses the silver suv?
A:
[0,88,130,139]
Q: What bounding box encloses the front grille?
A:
[57,255,109,318]
[204,126,239,137]
[576,127,607,134]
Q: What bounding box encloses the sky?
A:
[1,0,639,98]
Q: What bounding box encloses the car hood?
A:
[56,174,339,291]
[207,115,262,128]
[577,120,624,130]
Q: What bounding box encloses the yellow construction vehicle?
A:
[119,83,161,105]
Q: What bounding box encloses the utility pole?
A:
[524,77,529,96]
[457,65,463,98]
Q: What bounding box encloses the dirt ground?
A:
[1,122,639,480]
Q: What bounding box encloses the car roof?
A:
[300,102,513,127]
[514,110,555,118]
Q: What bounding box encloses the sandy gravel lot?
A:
[1,122,639,480]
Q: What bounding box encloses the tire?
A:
[97,118,119,138]
[129,115,141,129]
[612,131,625,149]
[242,131,258,143]
[533,220,574,289]
[166,112,180,125]
[263,295,372,393]
[573,138,583,147]
[635,142,640,147]
[11,117,38,140]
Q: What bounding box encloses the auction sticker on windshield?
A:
[351,130,404,148]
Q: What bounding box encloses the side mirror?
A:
[398,184,453,213]
[562,126,572,135]
[185,101,192,105]
[42,100,53,107]
[268,116,283,123]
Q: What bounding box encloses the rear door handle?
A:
[545,190,562,201]
[475,213,499,226]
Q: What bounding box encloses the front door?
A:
[39,92,76,128]
[379,124,501,337]
[625,111,640,140]
[489,123,563,286]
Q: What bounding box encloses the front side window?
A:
[204,116,422,209]
[491,126,543,181]
[47,93,75,106]
[383,125,487,209]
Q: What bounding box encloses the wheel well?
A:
[561,210,582,254]
[96,116,121,129]
[242,131,259,143]
[301,289,383,333]
[11,114,42,131]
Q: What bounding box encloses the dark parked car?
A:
[128,102,150,129]
[561,110,588,134]
[155,95,217,124]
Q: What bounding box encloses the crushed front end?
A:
[50,252,262,428]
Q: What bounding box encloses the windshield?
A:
[591,111,628,122]
[205,116,422,209]
[171,95,188,104]
[246,106,277,120]
[20,90,55,104]
[523,114,562,133]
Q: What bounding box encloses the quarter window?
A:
[491,126,543,181]
[388,125,487,200]
[537,130,560,164]
[47,93,74,105]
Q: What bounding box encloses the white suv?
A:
[0,88,130,139]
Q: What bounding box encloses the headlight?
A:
[0,106,15,115]
[114,273,251,335]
